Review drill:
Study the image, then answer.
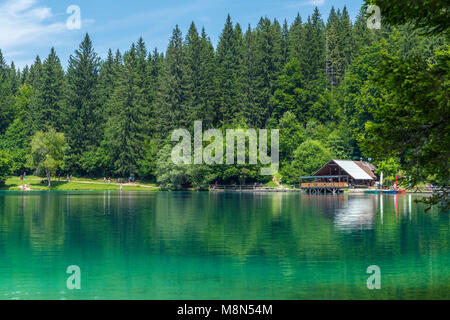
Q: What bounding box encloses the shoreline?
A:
[0,188,434,194]
[1,176,435,194]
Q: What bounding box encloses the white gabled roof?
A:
[333,160,374,180]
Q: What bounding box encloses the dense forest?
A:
[0,2,448,199]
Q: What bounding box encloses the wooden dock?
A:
[209,185,300,192]
[300,182,348,194]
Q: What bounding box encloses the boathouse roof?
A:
[313,160,376,181]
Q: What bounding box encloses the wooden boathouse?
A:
[301,159,377,194]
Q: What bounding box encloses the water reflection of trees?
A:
[0,192,447,258]
[0,192,448,299]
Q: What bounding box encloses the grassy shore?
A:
[1,176,160,191]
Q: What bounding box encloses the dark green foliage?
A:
[184,23,217,127]
[282,139,333,184]
[105,44,148,177]
[215,15,244,124]
[326,6,353,87]
[0,84,34,173]
[29,48,65,133]
[156,25,192,135]
[364,0,449,37]
[0,50,15,135]
[0,150,12,185]
[64,34,102,174]
[362,47,449,209]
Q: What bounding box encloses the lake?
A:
[0,191,448,300]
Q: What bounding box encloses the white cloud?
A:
[0,0,66,50]
[286,0,325,8]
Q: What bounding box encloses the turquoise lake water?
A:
[0,191,448,300]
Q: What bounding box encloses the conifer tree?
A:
[185,23,217,127]
[252,18,283,125]
[26,56,43,88]
[136,37,152,115]
[287,13,303,62]
[64,34,102,174]
[98,49,117,117]
[105,44,147,176]
[281,19,289,65]
[156,25,191,136]
[0,50,14,134]
[326,7,344,87]
[241,25,258,126]
[301,8,327,117]
[215,15,244,124]
[339,6,353,68]
[29,48,65,133]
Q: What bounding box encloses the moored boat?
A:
[364,190,381,194]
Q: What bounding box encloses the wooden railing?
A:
[301,182,348,189]
[210,185,261,191]
[209,185,288,191]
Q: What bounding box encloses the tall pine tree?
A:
[29,48,65,133]
[64,34,102,174]
[105,44,148,176]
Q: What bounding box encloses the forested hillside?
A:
[0,5,447,192]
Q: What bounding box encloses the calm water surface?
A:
[0,191,448,300]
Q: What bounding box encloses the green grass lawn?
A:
[1,176,160,191]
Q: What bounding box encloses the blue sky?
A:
[0,0,364,69]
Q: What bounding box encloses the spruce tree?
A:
[147,47,164,135]
[156,25,191,135]
[339,6,353,68]
[29,48,65,133]
[215,15,244,124]
[326,7,344,87]
[281,19,289,65]
[199,28,218,128]
[241,25,258,126]
[0,50,14,134]
[185,23,217,127]
[136,37,152,119]
[98,49,118,122]
[287,13,303,62]
[105,44,147,176]
[26,56,43,88]
[301,8,327,118]
[64,34,102,174]
[184,22,202,123]
[252,17,283,126]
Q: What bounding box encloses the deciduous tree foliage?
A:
[364,0,449,38]
[27,129,66,186]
